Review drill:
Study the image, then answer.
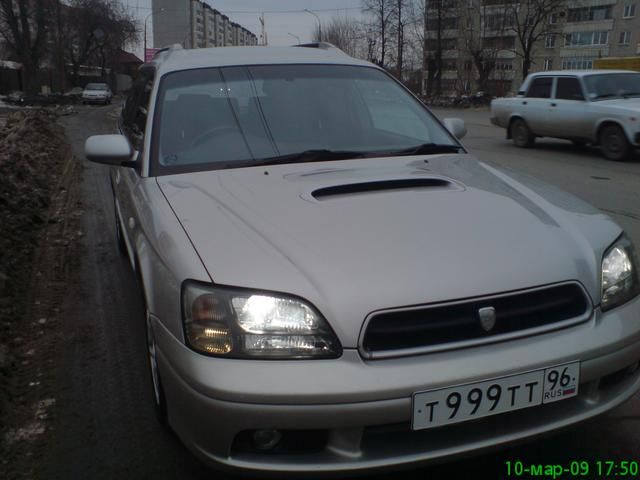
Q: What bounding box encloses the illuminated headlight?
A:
[601,234,640,311]
[182,281,342,359]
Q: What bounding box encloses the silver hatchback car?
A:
[85,44,640,475]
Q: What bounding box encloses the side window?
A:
[555,77,585,100]
[527,77,553,98]
[122,68,155,149]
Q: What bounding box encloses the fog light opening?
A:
[252,429,283,451]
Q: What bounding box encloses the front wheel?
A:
[600,125,631,161]
[511,118,534,148]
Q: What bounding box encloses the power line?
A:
[133,6,361,14]
[222,8,361,14]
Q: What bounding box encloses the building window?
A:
[545,34,556,48]
[548,13,558,24]
[567,5,613,22]
[543,58,553,70]
[623,4,636,17]
[564,31,609,47]
[481,36,516,50]
[496,60,513,70]
[619,31,631,45]
[561,56,594,70]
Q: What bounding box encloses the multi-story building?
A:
[152,0,257,50]
[423,0,640,96]
[538,1,640,73]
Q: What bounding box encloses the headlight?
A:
[182,281,342,359]
[601,234,640,311]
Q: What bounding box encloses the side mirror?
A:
[443,118,467,140]
[84,134,135,166]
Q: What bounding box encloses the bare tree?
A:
[421,0,458,96]
[390,0,412,80]
[506,0,564,79]
[0,0,53,93]
[312,16,367,59]
[462,3,513,93]
[62,0,137,86]
[362,0,395,67]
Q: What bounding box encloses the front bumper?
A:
[153,295,640,475]
[82,95,108,103]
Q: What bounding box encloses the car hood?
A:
[594,97,640,110]
[157,155,621,347]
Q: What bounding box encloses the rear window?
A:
[86,83,108,91]
[555,77,584,100]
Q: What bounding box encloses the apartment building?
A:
[152,0,257,50]
[423,0,640,95]
[539,1,639,72]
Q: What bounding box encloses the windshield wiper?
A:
[384,143,464,156]
[622,92,640,98]
[253,149,370,166]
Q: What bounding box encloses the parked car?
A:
[490,70,640,161]
[82,82,112,104]
[84,44,640,475]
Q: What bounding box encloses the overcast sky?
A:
[126,0,363,58]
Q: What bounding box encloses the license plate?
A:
[412,362,580,430]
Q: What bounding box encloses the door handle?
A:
[550,103,557,107]
[522,101,528,105]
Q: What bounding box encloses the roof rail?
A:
[294,42,348,55]
[150,44,183,62]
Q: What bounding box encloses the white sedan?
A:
[491,70,640,161]
[81,82,112,105]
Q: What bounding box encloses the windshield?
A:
[151,65,459,175]
[86,83,108,91]
[583,73,640,100]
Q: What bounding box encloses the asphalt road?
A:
[38,104,640,479]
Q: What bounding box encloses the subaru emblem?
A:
[478,307,496,332]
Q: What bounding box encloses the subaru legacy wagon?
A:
[84,44,640,474]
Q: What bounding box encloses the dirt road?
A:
[37,105,213,479]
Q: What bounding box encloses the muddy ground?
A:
[0,108,83,479]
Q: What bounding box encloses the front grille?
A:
[361,282,591,358]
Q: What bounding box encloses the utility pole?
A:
[259,13,267,45]
[305,9,322,42]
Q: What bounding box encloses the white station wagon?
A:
[491,70,640,161]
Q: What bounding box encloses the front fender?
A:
[593,117,636,145]
[132,179,211,343]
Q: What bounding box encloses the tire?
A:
[144,306,168,424]
[511,118,534,148]
[599,125,631,161]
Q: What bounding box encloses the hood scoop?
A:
[311,178,459,201]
